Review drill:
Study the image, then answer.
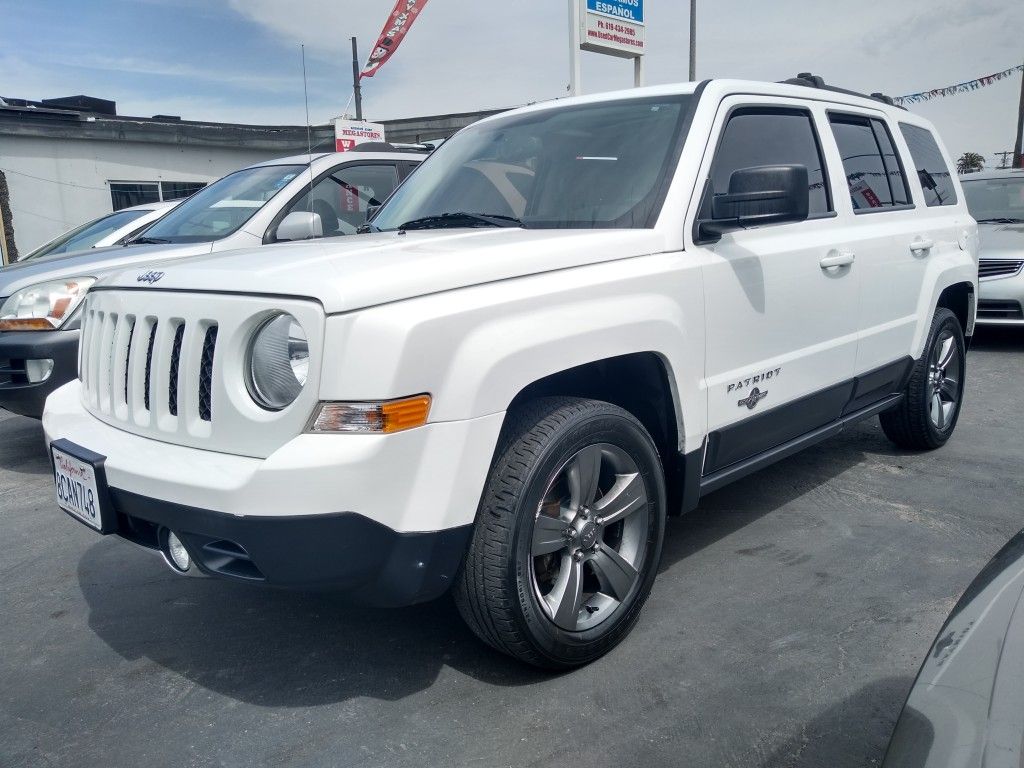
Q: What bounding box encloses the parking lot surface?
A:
[2,328,1023,768]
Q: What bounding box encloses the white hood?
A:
[98,229,669,314]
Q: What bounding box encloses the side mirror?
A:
[697,164,809,242]
[275,211,323,242]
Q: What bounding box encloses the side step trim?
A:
[699,393,903,496]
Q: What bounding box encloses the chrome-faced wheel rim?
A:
[530,443,649,632]
[928,330,961,430]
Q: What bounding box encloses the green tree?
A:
[956,151,985,175]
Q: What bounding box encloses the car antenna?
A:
[301,44,315,215]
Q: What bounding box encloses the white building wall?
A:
[0,136,289,255]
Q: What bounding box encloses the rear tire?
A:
[880,307,965,450]
[454,397,666,669]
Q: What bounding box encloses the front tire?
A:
[454,397,666,669]
[880,307,966,450]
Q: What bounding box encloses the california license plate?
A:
[51,440,111,533]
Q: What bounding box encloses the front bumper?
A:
[43,381,504,603]
[104,488,472,604]
[978,270,1024,325]
[0,329,79,418]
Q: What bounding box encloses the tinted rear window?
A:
[899,124,957,207]
[829,114,911,211]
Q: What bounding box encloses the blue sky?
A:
[1,0,1021,161]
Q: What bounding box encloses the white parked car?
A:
[16,200,181,262]
[959,168,1024,324]
[0,149,422,418]
[44,76,978,668]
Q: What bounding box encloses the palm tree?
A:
[956,152,985,175]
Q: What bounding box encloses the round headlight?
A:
[246,313,309,410]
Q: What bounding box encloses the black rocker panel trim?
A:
[843,356,913,416]
[704,380,853,475]
[700,394,902,495]
[702,356,914,477]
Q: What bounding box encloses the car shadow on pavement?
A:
[0,413,50,477]
[969,325,1024,351]
[756,675,914,767]
[76,541,553,707]
[659,419,893,573]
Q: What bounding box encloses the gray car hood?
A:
[0,242,214,297]
[977,223,1024,260]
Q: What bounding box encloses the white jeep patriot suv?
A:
[44,76,978,668]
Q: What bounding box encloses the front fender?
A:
[319,253,706,453]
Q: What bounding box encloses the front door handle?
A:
[910,237,934,254]
[820,250,855,269]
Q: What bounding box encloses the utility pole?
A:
[994,150,1014,169]
[688,0,696,81]
[1014,60,1024,168]
[351,37,363,120]
[568,0,582,96]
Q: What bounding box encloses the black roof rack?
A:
[779,73,906,110]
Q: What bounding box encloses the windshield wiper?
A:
[976,217,1024,224]
[396,212,522,231]
[126,236,171,245]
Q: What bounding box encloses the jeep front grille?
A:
[198,326,217,422]
[77,290,323,458]
[979,259,1024,280]
[81,308,218,425]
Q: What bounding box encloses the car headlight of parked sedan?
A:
[0,277,96,331]
[246,312,310,410]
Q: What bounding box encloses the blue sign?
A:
[586,0,644,24]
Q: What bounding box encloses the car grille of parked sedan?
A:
[978,299,1024,320]
[979,259,1024,279]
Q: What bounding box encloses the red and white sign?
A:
[334,120,386,152]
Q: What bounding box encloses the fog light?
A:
[163,531,191,573]
[25,358,54,383]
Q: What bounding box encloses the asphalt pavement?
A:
[2,327,1023,768]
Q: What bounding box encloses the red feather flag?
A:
[360,0,430,79]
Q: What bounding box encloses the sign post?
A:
[570,0,646,94]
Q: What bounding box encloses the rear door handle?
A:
[910,237,934,254]
[820,251,855,269]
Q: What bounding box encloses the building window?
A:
[109,180,207,211]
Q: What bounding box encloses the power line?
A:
[0,167,110,192]
[10,206,74,226]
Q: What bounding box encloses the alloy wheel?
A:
[928,329,961,430]
[529,443,649,632]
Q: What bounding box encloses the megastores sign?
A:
[580,0,645,58]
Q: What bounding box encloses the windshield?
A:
[138,164,304,243]
[21,209,150,260]
[962,176,1024,222]
[371,95,692,231]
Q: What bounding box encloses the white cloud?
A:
[227,0,1023,161]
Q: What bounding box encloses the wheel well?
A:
[937,282,974,337]
[507,352,687,513]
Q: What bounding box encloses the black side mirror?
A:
[697,164,810,243]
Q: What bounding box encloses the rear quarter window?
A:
[898,123,957,207]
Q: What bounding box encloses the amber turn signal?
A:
[309,394,431,434]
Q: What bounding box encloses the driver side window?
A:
[282,164,400,238]
[709,108,832,216]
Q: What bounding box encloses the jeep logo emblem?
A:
[738,387,768,410]
[136,271,164,284]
